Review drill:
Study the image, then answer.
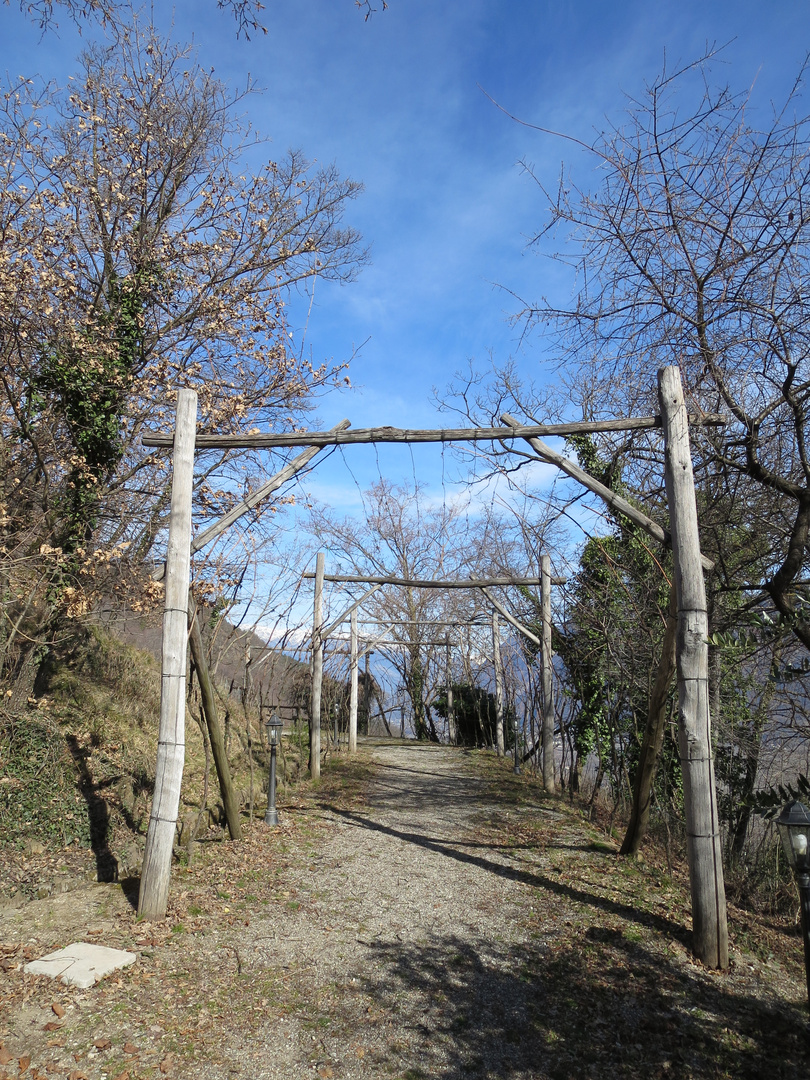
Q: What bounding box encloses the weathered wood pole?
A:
[480,586,541,647]
[620,584,677,856]
[446,638,456,745]
[541,555,556,794]
[492,612,505,757]
[310,552,325,779]
[138,389,197,920]
[658,365,728,970]
[349,609,359,754]
[187,594,242,840]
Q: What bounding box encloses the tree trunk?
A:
[492,612,505,757]
[310,552,324,779]
[138,389,197,920]
[187,594,242,840]
[659,365,729,970]
[620,584,677,856]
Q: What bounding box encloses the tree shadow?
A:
[327,806,689,944]
[355,929,809,1079]
[119,875,140,909]
[64,734,119,883]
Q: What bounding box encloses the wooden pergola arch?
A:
[136,367,729,973]
[302,562,563,770]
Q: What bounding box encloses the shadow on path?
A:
[358,928,810,1079]
[327,806,689,944]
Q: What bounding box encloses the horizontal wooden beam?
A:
[329,637,452,647]
[142,414,725,450]
[301,573,566,587]
[355,619,491,627]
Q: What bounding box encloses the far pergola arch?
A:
[304,563,563,767]
[137,369,729,973]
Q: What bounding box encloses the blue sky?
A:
[4,0,809,611]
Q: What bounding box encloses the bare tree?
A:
[514,50,810,653]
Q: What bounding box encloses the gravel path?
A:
[224,741,559,1079]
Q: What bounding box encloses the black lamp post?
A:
[513,716,521,775]
[776,799,810,1009]
[264,713,283,826]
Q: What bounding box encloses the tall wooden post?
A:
[310,552,325,779]
[139,389,197,920]
[492,612,505,757]
[445,638,455,745]
[349,609,359,754]
[541,555,556,794]
[658,365,728,970]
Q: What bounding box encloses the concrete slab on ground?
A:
[24,942,137,988]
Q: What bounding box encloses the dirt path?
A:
[229,742,562,1078]
[2,740,810,1080]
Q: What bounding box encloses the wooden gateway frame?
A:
[302,563,564,769]
[137,367,728,971]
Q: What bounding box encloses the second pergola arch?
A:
[304,561,563,787]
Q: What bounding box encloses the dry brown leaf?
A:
[51,1004,66,1018]
[42,1023,61,1033]
[111,1073,129,1080]
[317,1068,334,1079]
[93,1039,112,1051]
[18,1057,31,1074]
[0,1049,10,1067]
[68,1072,88,1080]
[159,1057,173,1074]
[122,1044,138,1056]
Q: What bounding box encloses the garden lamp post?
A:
[264,713,283,826]
[333,700,340,751]
[776,799,810,1009]
[513,716,521,775]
